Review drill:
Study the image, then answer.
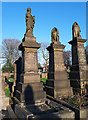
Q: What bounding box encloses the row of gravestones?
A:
[11,8,88,119]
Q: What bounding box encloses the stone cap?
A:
[19,41,41,51]
[68,38,87,45]
[22,36,36,42]
[47,42,65,51]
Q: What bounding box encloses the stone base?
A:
[14,99,75,119]
[46,87,73,98]
[70,65,88,94]
[46,71,73,98]
[15,89,46,104]
[14,77,46,104]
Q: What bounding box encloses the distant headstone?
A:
[46,27,73,99]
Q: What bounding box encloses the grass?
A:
[40,78,47,83]
[5,88,11,97]
[4,87,13,105]
[9,78,13,82]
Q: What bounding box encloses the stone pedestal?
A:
[14,36,45,104]
[46,42,73,99]
[69,38,88,94]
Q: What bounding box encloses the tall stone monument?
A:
[46,27,73,99]
[14,8,45,105]
[68,22,88,94]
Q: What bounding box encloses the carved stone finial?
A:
[25,8,35,37]
[51,27,59,43]
[72,22,81,40]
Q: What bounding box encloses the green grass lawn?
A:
[40,78,47,83]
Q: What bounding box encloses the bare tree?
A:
[2,39,21,65]
[63,50,71,67]
[38,42,49,68]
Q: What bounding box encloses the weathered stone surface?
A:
[14,8,45,105]
[25,8,35,37]
[17,82,43,93]
[20,73,40,83]
[15,99,75,119]
[15,90,46,104]
[46,79,70,88]
[46,28,73,99]
[14,40,45,103]
[69,37,88,94]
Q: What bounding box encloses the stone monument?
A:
[14,8,46,105]
[46,27,73,99]
[68,22,88,94]
[13,9,75,119]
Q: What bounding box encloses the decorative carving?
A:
[72,22,81,40]
[51,27,59,43]
[25,8,35,37]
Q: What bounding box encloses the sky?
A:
[1,2,87,51]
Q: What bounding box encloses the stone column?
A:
[68,22,88,94]
[46,27,73,99]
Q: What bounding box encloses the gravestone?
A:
[14,8,46,105]
[11,57,22,97]
[68,22,88,94]
[46,27,73,99]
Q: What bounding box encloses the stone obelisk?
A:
[68,22,88,94]
[46,27,73,99]
[14,8,45,104]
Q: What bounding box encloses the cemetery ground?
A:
[1,71,88,119]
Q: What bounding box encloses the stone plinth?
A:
[14,36,45,104]
[46,42,73,99]
[69,38,88,94]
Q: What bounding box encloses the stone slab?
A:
[7,106,18,119]
[14,99,75,119]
